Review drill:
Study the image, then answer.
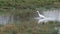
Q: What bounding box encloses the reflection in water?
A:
[0,14,14,25]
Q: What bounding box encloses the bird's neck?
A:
[37,12,40,15]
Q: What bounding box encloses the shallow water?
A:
[0,9,60,25]
[0,14,14,25]
[36,9,60,22]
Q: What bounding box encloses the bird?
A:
[35,10,55,24]
[36,10,46,18]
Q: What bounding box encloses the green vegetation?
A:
[0,21,59,34]
[0,0,60,17]
[0,0,60,10]
[0,0,60,34]
[0,0,60,8]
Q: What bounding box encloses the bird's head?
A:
[37,10,39,12]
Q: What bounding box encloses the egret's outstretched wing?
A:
[37,11,46,18]
[38,18,55,24]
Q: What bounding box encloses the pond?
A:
[0,8,60,24]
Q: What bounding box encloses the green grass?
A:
[0,21,59,34]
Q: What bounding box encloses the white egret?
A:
[35,10,55,24]
[37,10,46,18]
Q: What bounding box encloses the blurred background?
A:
[0,0,60,34]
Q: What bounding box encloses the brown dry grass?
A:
[0,24,18,34]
